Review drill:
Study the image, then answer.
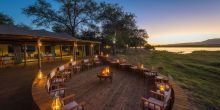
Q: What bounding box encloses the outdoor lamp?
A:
[140,64,144,69]
[91,44,94,47]
[159,84,165,93]
[126,44,129,48]
[116,59,120,63]
[37,70,43,80]
[70,58,73,62]
[74,43,78,47]
[37,40,42,47]
[51,93,62,110]
[112,37,116,44]
[95,55,98,58]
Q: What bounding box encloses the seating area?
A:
[32,54,174,110]
[102,55,174,110]
[0,56,14,68]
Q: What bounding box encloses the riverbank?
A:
[116,49,220,110]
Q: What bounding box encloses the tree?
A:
[129,29,148,48]
[23,0,99,37]
[0,12,14,25]
[16,23,32,30]
[98,2,137,47]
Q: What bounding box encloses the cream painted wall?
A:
[0,44,8,56]
[55,45,61,56]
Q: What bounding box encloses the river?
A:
[155,47,220,54]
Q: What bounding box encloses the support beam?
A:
[24,43,27,65]
[83,45,86,58]
[90,44,94,56]
[74,42,77,61]
[98,44,101,55]
[37,39,42,70]
[60,45,62,61]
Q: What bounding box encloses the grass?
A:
[117,50,220,110]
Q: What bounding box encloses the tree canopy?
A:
[23,0,99,37]
[0,12,14,25]
[23,0,149,48]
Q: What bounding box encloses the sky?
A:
[0,0,220,44]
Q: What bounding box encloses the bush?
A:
[144,44,155,50]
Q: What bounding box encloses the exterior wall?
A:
[55,45,61,56]
[77,46,84,58]
[40,46,45,55]
[0,44,8,56]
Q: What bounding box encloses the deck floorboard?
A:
[65,66,149,110]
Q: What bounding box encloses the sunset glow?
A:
[0,0,220,44]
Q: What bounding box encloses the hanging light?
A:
[51,93,62,110]
[37,40,42,47]
[74,42,77,47]
[140,64,144,69]
[37,70,43,80]
[91,44,94,47]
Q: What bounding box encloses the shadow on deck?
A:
[0,60,67,110]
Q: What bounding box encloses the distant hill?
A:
[156,38,220,47]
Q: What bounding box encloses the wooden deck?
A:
[65,65,150,110]
[0,60,67,110]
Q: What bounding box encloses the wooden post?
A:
[60,45,62,61]
[72,43,74,61]
[74,42,77,61]
[90,44,94,56]
[83,45,86,58]
[99,43,101,55]
[37,39,42,70]
[24,43,27,65]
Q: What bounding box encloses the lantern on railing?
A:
[51,93,62,110]
[106,54,109,58]
[116,59,120,63]
[90,44,94,47]
[70,58,73,62]
[95,55,98,58]
[37,70,43,80]
[140,64,144,69]
[159,84,165,93]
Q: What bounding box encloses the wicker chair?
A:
[62,94,85,110]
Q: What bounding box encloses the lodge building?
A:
[0,25,101,66]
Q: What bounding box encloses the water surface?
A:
[155,47,220,54]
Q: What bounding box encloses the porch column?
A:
[74,42,77,61]
[24,43,27,65]
[90,44,94,56]
[37,39,42,70]
[83,45,86,58]
[98,43,101,55]
[60,45,62,61]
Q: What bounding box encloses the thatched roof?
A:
[0,24,79,41]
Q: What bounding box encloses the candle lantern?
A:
[51,93,62,110]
